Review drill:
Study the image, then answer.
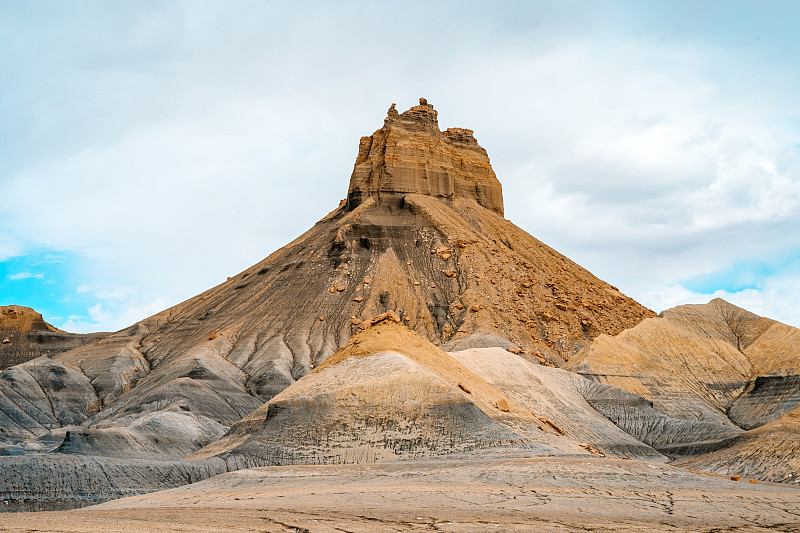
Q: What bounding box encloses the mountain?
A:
[1,100,796,515]
[0,99,653,453]
[0,305,106,370]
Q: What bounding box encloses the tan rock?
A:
[494,398,510,412]
[346,99,504,215]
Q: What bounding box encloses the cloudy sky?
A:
[1,1,799,332]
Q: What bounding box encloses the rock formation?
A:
[0,99,653,456]
[0,306,105,370]
[0,100,796,513]
[567,299,800,460]
[190,315,572,464]
[347,98,504,214]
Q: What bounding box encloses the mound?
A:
[191,316,576,464]
[675,405,800,483]
[449,346,668,461]
[567,299,800,433]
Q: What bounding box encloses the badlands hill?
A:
[0,99,652,454]
[568,298,800,482]
[0,100,798,519]
[0,306,105,370]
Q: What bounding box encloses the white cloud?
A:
[0,234,23,261]
[1,3,798,331]
[7,271,44,280]
[642,271,800,330]
[59,297,169,334]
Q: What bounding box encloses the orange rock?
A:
[208,332,217,340]
[353,296,364,302]
[495,398,510,412]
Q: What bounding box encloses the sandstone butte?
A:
[1,100,799,525]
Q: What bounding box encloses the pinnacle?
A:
[347,99,504,214]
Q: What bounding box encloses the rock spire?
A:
[347,98,504,215]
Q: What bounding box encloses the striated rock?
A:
[676,405,800,484]
[190,320,581,464]
[0,306,106,370]
[450,347,666,461]
[567,299,800,433]
[347,98,504,214]
[0,454,231,511]
[567,298,800,479]
[0,357,100,447]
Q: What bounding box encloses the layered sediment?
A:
[347,98,504,214]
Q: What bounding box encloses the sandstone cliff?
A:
[347,98,503,215]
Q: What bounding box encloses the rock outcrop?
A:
[0,100,653,460]
[675,405,800,483]
[567,299,800,463]
[20,100,800,512]
[0,306,106,370]
[347,98,504,214]
[191,317,571,464]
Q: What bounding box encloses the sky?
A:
[1,1,799,332]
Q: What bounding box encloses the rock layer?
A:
[347,99,504,214]
[190,318,573,464]
[568,299,800,431]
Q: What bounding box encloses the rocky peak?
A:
[347,98,504,215]
[0,305,58,333]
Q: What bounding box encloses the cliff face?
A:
[347,99,504,215]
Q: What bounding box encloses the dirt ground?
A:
[3,454,799,532]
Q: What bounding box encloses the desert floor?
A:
[3,452,799,532]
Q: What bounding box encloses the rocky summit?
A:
[347,98,504,214]
[0,100,798,527]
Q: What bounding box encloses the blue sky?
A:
[1,1,799,332]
